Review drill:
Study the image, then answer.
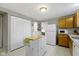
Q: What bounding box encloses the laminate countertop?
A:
[23,35,43,45]
[68,34,79,48]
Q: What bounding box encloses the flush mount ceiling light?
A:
[40,7,47,12]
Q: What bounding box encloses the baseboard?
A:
[10,45,24,52]
[46,43,56,46]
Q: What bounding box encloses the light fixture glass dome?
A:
[40,7,47,12]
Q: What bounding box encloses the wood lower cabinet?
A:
[58,34,69,47]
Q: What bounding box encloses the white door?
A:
[0,15,2,48]
[46,32,56,45]
[10,16,31,50]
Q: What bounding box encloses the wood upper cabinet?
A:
[74,11,79,27]
[66,16,73,28]
[58,17,66,28]
[58,16,73,28]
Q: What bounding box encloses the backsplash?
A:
[66,28,79,34]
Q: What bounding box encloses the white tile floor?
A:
[0,47,26,56]
[0,45,71,56]
[45,45,71,56]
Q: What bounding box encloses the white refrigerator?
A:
[46,24,56,45]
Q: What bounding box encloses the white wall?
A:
[41,22,48,32]
[10,16,31,51]
[32,22,38,35]
[0,15,2,48]
[3,13,9,52]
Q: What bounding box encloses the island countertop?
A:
[23,35,43,44]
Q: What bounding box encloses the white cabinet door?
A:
[73,43,76,56]
[41,36,46,50]
[75,45,79,56]
[73,43,79,56]
[32,40,39,56]
[26,42,33,56]
[39,36,46,56]
[25,36,46,56]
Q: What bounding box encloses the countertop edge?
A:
[68,34,79,48]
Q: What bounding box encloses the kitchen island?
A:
[24,35,46,56]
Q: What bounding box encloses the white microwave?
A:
[58,29,68,34]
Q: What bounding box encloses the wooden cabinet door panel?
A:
[76,12,79,27]
[58,17,66,28]
[66,16,73,28]
[58,16,74,28]
[58,37,68,47]
[74,11,79,27]
[74,13,77,27]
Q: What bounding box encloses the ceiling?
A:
[0,3,79,21]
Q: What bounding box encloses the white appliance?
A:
[46,24,56,45]
[58,29,68,34]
